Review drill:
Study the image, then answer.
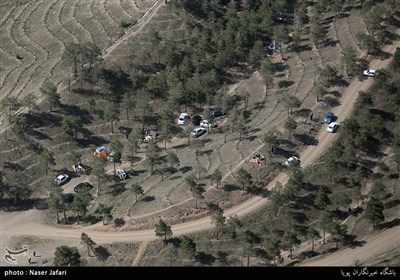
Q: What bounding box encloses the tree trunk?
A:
[56,211,60,224]
[311,238,314,252]
[289,248,293,259]
[63,209,67,224]
[323,229,326,244]
[216,226,219,240]
[111,121,114,133]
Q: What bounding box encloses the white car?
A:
[54,174,70,186]
[284,156,300,166]
[191,127,206,138]
[116,169,128,180]
[363,69,376,77]
[327,122,339,133]
[178,113,189,125]
[200,120,218,128]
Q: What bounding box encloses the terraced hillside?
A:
[0,0,157,102]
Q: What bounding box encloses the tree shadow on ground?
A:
[76,135,109,148]
[59,104,92,124]
[253,101,265,110]
[195,252,216,265]
[1,161,24,171]
[126,155,142,164]
[274,62,287,73]
[246,186,269,198]
[385,199,400,209]
[293,133,318,146]
[323,39,339,48]
[278,80,295,89]
[27,129,50,140]
[107,183,126,196]
[26,112,61,129]
[113,218,125,227]
[166,237,181,247]
[323,96,341,107]
[142,195,155,202]
[298,250,319,262]
[370,108,395,121]
[332,77,349,87]
[377,218,400,230]
[198,149,213,156]
[94,246,111,262]
[178,166,192,174]
[222,183,241,192]
[0,198,48,211]
[293,108,312,118]
[346,234,367,248]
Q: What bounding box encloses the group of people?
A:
[28,251,47,265]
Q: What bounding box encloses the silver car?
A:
[191,127,206,138]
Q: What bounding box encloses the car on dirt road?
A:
[363,69,376,77]
[323,111,334,124]
[191,127,206,138]
[73,182,93,193]
[54,174,70,186]
[191,115,202,126]
[116,168,128,180]
[200,120,218,128]
[178,113,190,125]
[210,108,225,117]
[327,122,339,133]
[64,193,75,203]
[284,156,300,166]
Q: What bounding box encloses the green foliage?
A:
[284,118,297,139]
[39,148,56,175]
[119,19,129,28]
[179,236,196,259]
[144,142,162,174]
[71,188,92,224]
[184,174,197,192]
[95,203,113,225]
[103,103,120,133]
[341,46,357,76]
[53,245,81,267]
[314,186,331,210]
[61,115,83,140]
[211,168,222,188]
[328,220,348,249]
[318,210,332,244]
[364,196,385,229]
[234,168,252,191]
[130,183,144,202]
[263,131,278,153]
[155,219,173,242]
[81,232,96,256]
[21,93,38,114]
[40,81,60,112]
[46,187,66,224]
[281,231,301,259]
[210,206,226,240]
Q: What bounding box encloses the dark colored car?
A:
[106,151,121,163]
[210,108,225,117]
[73,182,93,193]
[64,193,75,203]
[323,112,334,124]
[191,115,202,126]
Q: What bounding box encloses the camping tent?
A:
[94,146,108,158]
